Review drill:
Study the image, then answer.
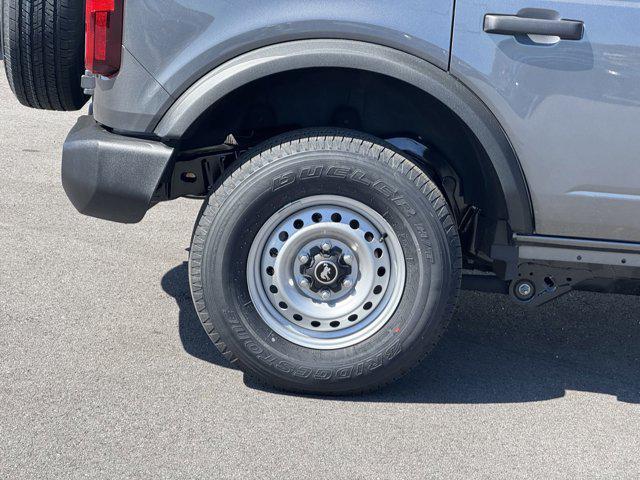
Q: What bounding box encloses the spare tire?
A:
[1,0,88,111]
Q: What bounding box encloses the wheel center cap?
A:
[314,261,338,285]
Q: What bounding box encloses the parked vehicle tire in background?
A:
[189,129,462,394]
[1,0,87,110]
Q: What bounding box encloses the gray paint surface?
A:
[452,0,640,241]
[122,0,454,96]
[93,47,171,134]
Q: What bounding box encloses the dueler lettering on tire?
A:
[189,129,461,394]
[272,167,418,217]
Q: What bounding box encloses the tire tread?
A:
[189,129,462,395]
[2,0,87,111]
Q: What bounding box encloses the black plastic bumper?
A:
[62,116,174,223]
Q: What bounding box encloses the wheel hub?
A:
[247,195,406,350]
[300,245,353,292]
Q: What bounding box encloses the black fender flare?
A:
[154,39,534,233]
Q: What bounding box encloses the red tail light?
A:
[85,0,124,77]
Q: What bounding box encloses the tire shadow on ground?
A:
[161,261,235,369]
[162,262,640,403]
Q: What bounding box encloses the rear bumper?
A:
[62,116,174,223]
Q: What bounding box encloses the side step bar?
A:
[514,235,640,269]
[463,235,640,307]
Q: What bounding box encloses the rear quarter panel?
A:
[122,0,454,97]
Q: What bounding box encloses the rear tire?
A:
[190,129,462,394]
[1,0,88,110]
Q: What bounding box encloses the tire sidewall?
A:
[191,137,460,393]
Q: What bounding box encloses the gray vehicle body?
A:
[62,0,640,301]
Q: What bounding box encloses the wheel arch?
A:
[155,39,534,235]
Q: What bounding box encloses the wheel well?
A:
[169,67,516,266]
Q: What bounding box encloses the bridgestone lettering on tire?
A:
[189,129,462,394]
[2,0,88,110]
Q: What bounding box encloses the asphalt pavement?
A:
[1,66,639,479]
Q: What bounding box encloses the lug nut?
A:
[299,278,311,289]
[342,279,353,289]
[342,254,353,265]
[321,242,332,253]
[299,253,310,264]
[320,289,331,300]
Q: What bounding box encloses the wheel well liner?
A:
[154,39,534,234]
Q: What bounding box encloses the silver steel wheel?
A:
[247,195,406,350]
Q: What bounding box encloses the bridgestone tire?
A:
[1,0,88,110]
[189,129,462,395]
